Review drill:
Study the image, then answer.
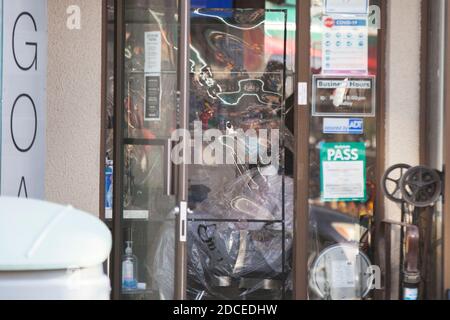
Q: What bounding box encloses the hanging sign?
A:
[1,0,48,199]
[322,16,368,75]
[312,75,376,117]
[320,142,366,202]
[325,0,369,15]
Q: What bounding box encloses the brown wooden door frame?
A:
[293,0,311,301]
[175,0,191,300]
[420,0,430,166]
[100,0,107,222]
[374,0,388,300]
[443,0,450,299]
[111,0,125,301]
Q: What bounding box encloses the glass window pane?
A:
[187,9,292,300]
[120,0,179,300]
[308,0,379,300]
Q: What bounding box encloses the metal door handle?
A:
[179,201,188,242]
[165,139,175,196]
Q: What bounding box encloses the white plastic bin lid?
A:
[0,197,112,271]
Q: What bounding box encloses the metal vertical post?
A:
[112,0,125,300]
[175,0,190,301]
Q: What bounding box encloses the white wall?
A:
[385,0,423,299]
[46,0,102,216]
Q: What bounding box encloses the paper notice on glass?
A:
[312,75,376,117]
[331,260,356,289]
[322,161,365,200]
[320,142,366,202]
[325,0,369,15]
[144,31,162,74]
[144,76,161,121]
[322,16,368,75]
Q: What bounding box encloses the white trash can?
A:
[0,197,112,300]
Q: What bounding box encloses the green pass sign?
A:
[320,142,367,202]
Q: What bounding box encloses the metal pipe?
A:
[403,225,421,300]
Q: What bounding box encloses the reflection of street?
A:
[307,7,380,296]
[181,9,292,300]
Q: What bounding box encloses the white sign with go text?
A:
[1,0,48,199]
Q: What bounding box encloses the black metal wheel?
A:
[400,166,442,208]
[382,164,411,204]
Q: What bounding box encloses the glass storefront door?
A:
[111,1,292,300]
[186,8,290,300]
[116,0,180,300]
[306,0,382,300]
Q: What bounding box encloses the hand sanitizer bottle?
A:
[122,241,138,291]
[105,157,113,211]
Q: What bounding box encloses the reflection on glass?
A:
[124,2,178,140]
[105,0,115,219]
[308,0,379,300]
[309,243,372,300]
[120,0,178,300]
[123,144,165,210]
[187,9,292,300]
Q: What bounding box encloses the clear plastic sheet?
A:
[149,169,293,300]
[148,220,175,300]
[187,169,294,300]
[195,168,294,232]
[187,222,292,300]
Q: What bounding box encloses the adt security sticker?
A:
[324,118,364,135]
